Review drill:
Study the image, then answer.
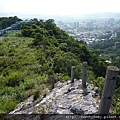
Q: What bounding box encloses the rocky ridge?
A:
[9,79,100,114]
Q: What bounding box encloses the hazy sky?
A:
[0,0,120,16]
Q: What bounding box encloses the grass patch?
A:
[0,34,50,113]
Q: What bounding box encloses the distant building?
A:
[73,22,79,29]
[111,33,117,38]
[77,22,79,29]
[73,22,77,29]
[115,42,120,49]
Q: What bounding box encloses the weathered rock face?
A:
[9,79,100,114]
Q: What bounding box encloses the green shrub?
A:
[74,64,82,79]
[87,70,96,84]
[63,75,70,81]
[20,78,34,90]
[5,71,24,87]
[93,77,105,94]
[54,73,69,82]
[35,74,49,84]
[115,102,120,114]
[0,86,15,96]
[0,96,17,113]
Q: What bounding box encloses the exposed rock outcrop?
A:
[9,79,100,114]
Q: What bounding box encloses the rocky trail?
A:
[9,79,100,115]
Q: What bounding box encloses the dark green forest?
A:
[0,18,119,114]
[0,16,22,29]
[90,32,120,114]
[20,19,108,78]
[90,32,120,67]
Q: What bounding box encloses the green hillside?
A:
[0,18,113,113]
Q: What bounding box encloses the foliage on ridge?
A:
[0,18,108,113]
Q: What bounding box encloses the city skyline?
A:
[0,0,120,18]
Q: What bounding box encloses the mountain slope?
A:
[0,19,108,113]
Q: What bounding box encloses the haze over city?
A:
[0,0,120,18]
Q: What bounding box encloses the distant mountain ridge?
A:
[79,12,120,19]
[0,12,120,21]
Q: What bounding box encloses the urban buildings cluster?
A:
[56,18,120,46]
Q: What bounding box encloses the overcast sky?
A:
[0,0,120,17]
